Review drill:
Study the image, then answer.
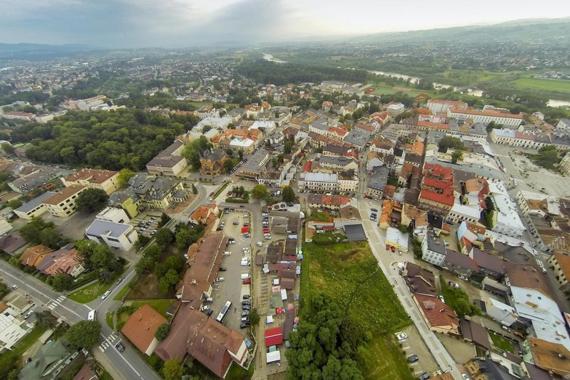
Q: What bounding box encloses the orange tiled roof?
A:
[121,304,167,353]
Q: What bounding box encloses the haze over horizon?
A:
[1,0,570,48]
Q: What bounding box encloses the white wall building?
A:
[85,207,138,250]
[0,310,28,351]
[485,297,518,327]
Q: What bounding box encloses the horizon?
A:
[1,0,569,48]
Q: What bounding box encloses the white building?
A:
[0,309,29,351]
[448,108,523,128]
[299,173,338,193]
[485,297,518,327]
[422,232,449,266]
[488,182,525,238]
[85,207,138,250]
[13,192,56,220]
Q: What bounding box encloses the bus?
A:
[87,310,96,321]
[216,301,232,323]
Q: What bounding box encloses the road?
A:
[356,197,463,380]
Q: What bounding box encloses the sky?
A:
[1,0,569,47]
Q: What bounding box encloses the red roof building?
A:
[264,327,284,347]
[419,163,455,212]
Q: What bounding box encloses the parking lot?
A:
[209,209,253,331]
[131,212,161,238]
[397,325,439,377]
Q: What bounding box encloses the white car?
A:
[101,290,111,300]
[256,241,263,247]
[240,259,250,266]
[395,331,408,342]
[224,251,231,256]
[216,277,224,282]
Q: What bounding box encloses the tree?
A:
[451,150,463,164]
[6,199,22,209]
[158,213,170,227]
[162,359,183,380]
[0,279,9,299]
[1,143,14,155]
[155,323,170,341]
[63,321,101,350]
[155,228,175,247]
[20,218,65,249]
[438,136,464,153]
[249,308,260,326]
[251,184,269,200]
[35,310,58,329]
[117,168,135,188]
[159,269,180,294]
[49,274,73,291]
[282,186,296,203]
[76,188,109,213]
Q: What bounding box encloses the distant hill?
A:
[355,18,570,46]
[0,43,97,60]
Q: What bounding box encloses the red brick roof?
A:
[415,294,458,331]
[121,304,167,354]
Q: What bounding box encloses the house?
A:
[306,194,350,211]
[121,304,167,356]
[109,189,139,218]
[155,305,248,379]
[460,319,490,351]
[318,156,358,172]
[86,207,138,251]
[469,248,506,280]
[421,231,449,267]
[37,244,85,277]
[0,232,27,256]
[0,307,29,351]
[146,139,188,176]
[506,264,570,349]
[442,250,479,278]
[190,204,220,225]
[548,251,570,296]
[129,174,187,209]
[484,297,518,327]
[299,173,338,193]
[414,293,459,335]
[402,262,436,296]
[200,149,230,176]
[366,166,389,199]
[43,185,87,217]
[20,244,53,268]
[19,340,72,379]
[401,203,428,238]
[13,191,55,219]
[62,168,120,194]
[528,337,570,378]
[179,232,227,308]
[419,164,454,215]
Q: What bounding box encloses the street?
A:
[356,197,463,380]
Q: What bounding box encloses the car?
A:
[11,284,17,289]
[216,276,224,282]
[241,316,249,322]
[224,251,231,256]
[240,322,250,329]
[115,342,126,353]
[233,221,239,225]
[437,295,445,303]
[219,267,227,271]
[407,354,419,363]
[256,241,263,247]
[241,311,250,317]
[242,295,250,300]
[241,300,251,306]
[395,331,408,341]
[242,278,251,285]
[418,372,430,380]
[101,290,111,300]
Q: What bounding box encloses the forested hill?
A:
[355,18,570,46]
[12,109,198,170]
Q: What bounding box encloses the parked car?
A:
[216,276,224,282]
[242,278,251,285]
[407,354,419,363]
[219,267,227,271]
[395,331,408,342]
[101,290,111,300]
[241,311,250,317]
[242,294,250,300]
[418,372,430,380]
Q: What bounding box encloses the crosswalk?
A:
[47,295,66,310]
[99,332,119,352]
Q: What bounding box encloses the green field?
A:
[514,77,570,94]
[69,281,113,304]
[301,241,413,380]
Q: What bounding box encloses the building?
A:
[19,340,73,379]
[548,251,570,296]
[20,244,53,268]
[422,231,449,266]
[528,337,570,378]
[419,164,454,215]
[427,100,467,114]
[235,149,270,180]
[448,106,523,128]
[129,174,187,209]
[0,307,29,351]
[62,168,120,194]
[489,128,553,149]
[402,262,436,296]
[300,172,338,193]
[414,293,459,335]
[442,250,479,278]
[306,194,350,211]
[200,150,230,176]
[43,185,87,217]
[190,204,220,225]
[487,181,525,238]
[484,297,518,327]
[366,166,389,199]
[121,304,167,356]
[560,152,570,175]
[155,305,248,379]
[13,191,55,220]
[385,227,409,253]
[37,244,85,277]
[146,139,188,176]
[317,156,358,172]
[86,207,138,251]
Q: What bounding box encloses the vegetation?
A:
[155,323,170,341]
[162,359,184,380]
[68,280,114,303]
[281,185,296,203]
[489,331,515,353]
[0,279,10,299]
[438,136,464,153]
[0,324,48,378]
[251,184,269,200]
[63,320,101,350]
[299,241,412,380]
[117,168,135,188]
[440,278,479,318]
[76,188,109,213]
[19,218,66,249]
[12,109,191,170]
[182,136,212,170]
[451,150,464,164]
[309,210,332,222]
[237,60,368,85]
[75,240,124,283]
[527,145,564,170]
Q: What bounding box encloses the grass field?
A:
[514,77,570,94]
[69,281,113,304]
[127,299,174,316]
[489,331,515,353]
[301,241,413,380]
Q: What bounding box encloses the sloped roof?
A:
[121,304,167,354]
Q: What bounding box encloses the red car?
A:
[242,278,251,285]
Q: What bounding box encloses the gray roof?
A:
[344,224,366,241]
[367,166,389,191]
[86,219,131,238]
[319,156,355,167]
[427,232,447,255]
[344,128,371,147]
[15,191,56,213]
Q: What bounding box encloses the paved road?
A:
[357,197,462,380]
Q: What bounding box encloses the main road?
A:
[356,197,462,380]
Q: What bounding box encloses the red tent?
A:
[264,327,283,347]
[241,226,250,234]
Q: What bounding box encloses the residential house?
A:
[366,166,389,199]
[20,244,53,269]
[402,262,436,296]
[0,306,29,351]
[86,207,138,250]
[43,185,87,217]
[401,203,428,238]
[13,191,55,220]
[37,244,85,277]
[306,194,350,211]
[121,304,167,356]
[200,150,230,176]
[317,156,358,172]
[422,231,449,267]
[190,204,220,225]
[469,248,506,280]
[155,305,248,379]
[460,319,490,351]
[528,337,570,378]
[146,139,188,176]
[19,340,73,379]
[442,250,479,279]
[385,227,409,253]
[62,168,120,194]
[235,149,270,180]
[427,100,467,114]
[299,173,338,193]
[0,232,27,256]
[419,164,454,215]
[414,293,459,335]
[129,174,187,209]
[484,297,518,327]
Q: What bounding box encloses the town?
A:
[0,19,570,380]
